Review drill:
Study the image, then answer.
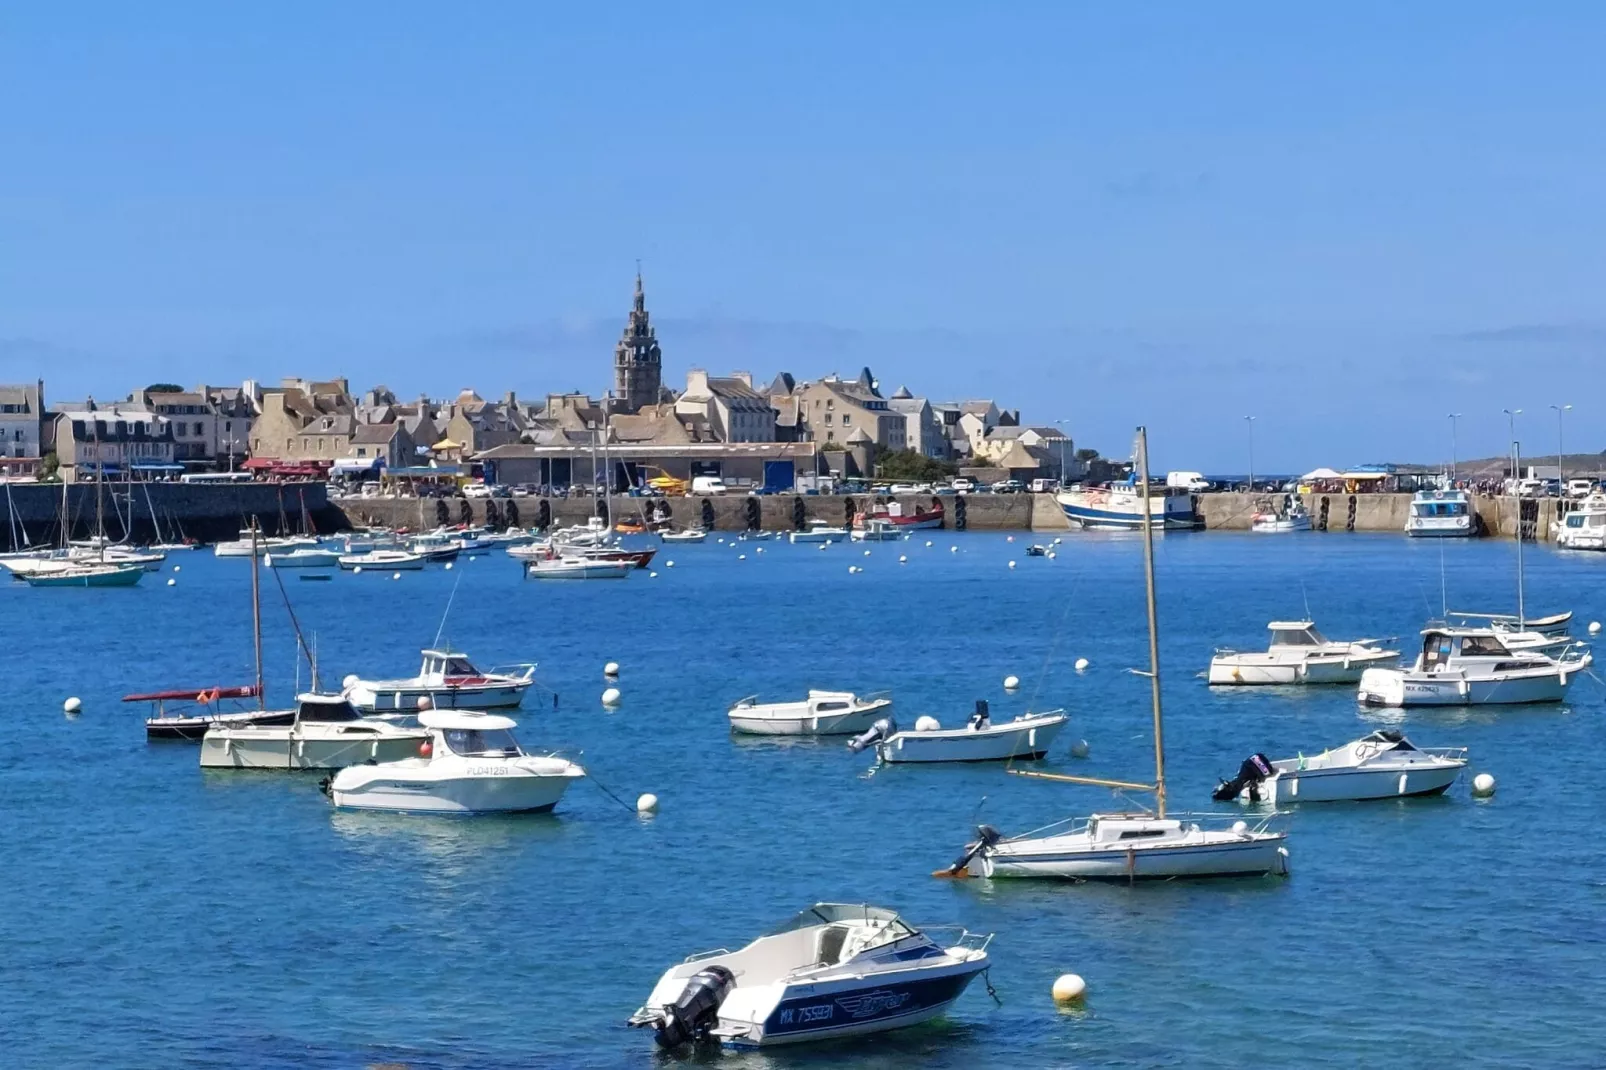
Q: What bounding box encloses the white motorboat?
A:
[524,556,632,579]
[1208,621,1398,685]
[1250,496,1310,533]
[216,532,320,557]
[1056,478,1197,530]
[661,528,708,543]
[788,520,849,544]
[850,518,903,542]
[849,703,1067,763]
[199,693,429,770]
[343,648,536,712]
[338,549,426,571]
[1556,492,1606,550]
[407,532,463,562]
[1445,610,1573,652]
[1213,730,1467,805]
[1357,626,1591,706]
[938,427,1288,882]
[727,690,892,736]
[323,709,584,814]
[628,903,991,1050]
[264,547,341,569]
[1405,488,1477,537]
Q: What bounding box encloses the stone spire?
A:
[612,266,663,413]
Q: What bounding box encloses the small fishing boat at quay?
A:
[1356,626,1591,706]
[940,428,1288,882]
[1250,496,1311,533]
[788,520,849,544]
[727,690,892,736]
[853,500,944,531]
[322,709,584,814]
[199,693,429,770]
[264,547,340,569]
[627,903,991,1050]
[1556,492,1606,550]
[1208,621,1398,685]
[1056,477,1197,530]
[128,685,292,741]
[850,518,903,542]
[339,549,426,571]
[1404,488,1477,537]
[1213,730,1467,805]
[849,704,1067,763]
[342,649,536,712]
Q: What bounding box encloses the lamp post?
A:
[1550,404,1572,485]
[1502,408,1522,485]
[1244,415,1256,491]
[1447,413,1462,483]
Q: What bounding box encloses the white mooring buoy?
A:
[1008,560,1017,570]
[665,560,675,568]
[391,572,401,580]
[1070,739,1090,759]
[898,555,908,564]
[604,661,620,678]
[1471,772,1497,797]
[172,565,181,573]
[1591,621,1602,636]
[637,792,659,815]
[602,687,622,708]
[1052,974,1086,1003]
[343,674,359,689]
[63,697,82,715]
[444,562,453,570]
[166,578,176,586]
[1074,658,1090,672]
[1003,675,1020,690]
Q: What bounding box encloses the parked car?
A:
[992,479,1025,494]
[462,482,492,499]
[951,477,976,493]
[1567,478,1595,499]
[887,482,919,494]
[1028,478,1060,493]
[690,476,730,496]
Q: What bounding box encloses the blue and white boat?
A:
[628,903,991,1049]
[1056,478,1196,530]
[1405,488,1477,537]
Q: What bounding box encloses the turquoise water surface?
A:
[4,532,1603,1068]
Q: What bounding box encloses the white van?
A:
[1166,471,1211,492]
[690,476,729,496]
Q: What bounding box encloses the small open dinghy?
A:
[1213,730,1467,804]
[628,903,991,1049]
[849,701,1067,763]
[323,709,584,814]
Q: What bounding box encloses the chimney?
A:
[686,368,710,396]
[732,370,753,388]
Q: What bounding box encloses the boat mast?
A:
[1513,440,1526,625]
[250,520,264,710]
[93,419,105,561]
[1136,427,1167,818]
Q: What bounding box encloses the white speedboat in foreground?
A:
[1357,626,1591,706]
[199,693,427,770]
[788,520,848,544]
[727,690,891,736]
[323,709,584,814]
[343,648,536,712]
[849,703,1067,763]
[1213,730,1467,805]
[338,549,426,571]
[628,903,991,1050]
[1209,621,1398,685]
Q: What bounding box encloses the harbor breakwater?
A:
[0,482,334,551]
[1195,491,1566,540]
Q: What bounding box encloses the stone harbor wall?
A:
[0,482,334,551]
[1194,491,1562,539]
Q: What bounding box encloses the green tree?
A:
[874,448,957,481]
[39,452,59,482]
[145,382,184,393]
[1075,447,1100,463]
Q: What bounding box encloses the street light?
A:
[1447,413,1462,483]
[1550,404,1572,484]
[1244,416,1256,491]
[1502,408,1522,484]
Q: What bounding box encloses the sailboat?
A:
[936,427,1289,881]
[19,458,146,587]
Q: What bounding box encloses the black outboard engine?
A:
[1212,752,1274,802]
[653,965,736,1049]
[968,700,990,730]
[847,716,897,753]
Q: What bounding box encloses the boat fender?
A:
[419,740,433,758]
[650,965,736,1049]
[847,717,897,753]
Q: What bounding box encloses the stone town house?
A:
[676,370,777,442]
[794,377,906,451]
[127,384,256,469]
[249,379,357,464]
[50,403,177,483]
[0,380,45,472]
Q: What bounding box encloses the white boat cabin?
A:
[419,649,486,682]
[1266,621,1328,649]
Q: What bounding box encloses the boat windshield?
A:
[443,657,478,676]
[442,728,521,757]
[762,903,902,937]
[1457,634,1510,657]
[297,699,362,722]
[1271,628,1320,647]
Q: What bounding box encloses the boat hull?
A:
[728,703,890,736]
[147,709,296,741]
[877,715,1066,763]
[199,731,426,770]
[1357,667,1576,706]
[1208,652,1394,685]
[1405,518,1476,537]
[348,681,529,712]
[1258,764,1462,804]
[23,565,144,587]
[525,562,632,579]
[1251,516,1311,533]
[330,770,576,814]
[742,962,986,1047]
[1056,490,1196,531]
[978,834,1288,880]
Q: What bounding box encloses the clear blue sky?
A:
[3,2,1604,471]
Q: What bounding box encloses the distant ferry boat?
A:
[1056,481,1197,530]
[1404,489,1476,538]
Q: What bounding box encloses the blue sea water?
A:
[4,532,1604,1069]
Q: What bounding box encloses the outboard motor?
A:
[847,716,897,753]
[968,700,991,730]
[1212,752,1274,802]
[652,965,736,1049]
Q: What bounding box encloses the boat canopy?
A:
[419,709,518,732]
[761,903,903,936]
[295,694,363,722]
[1267,621,1325,646]
[1359,729,1416,752]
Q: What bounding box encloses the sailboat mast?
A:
[1135,427,1167,817]
[1514,440,1526,625]
[250,521,264,710]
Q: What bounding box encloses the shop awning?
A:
[131,462,185,472]
[243,458,278,470]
